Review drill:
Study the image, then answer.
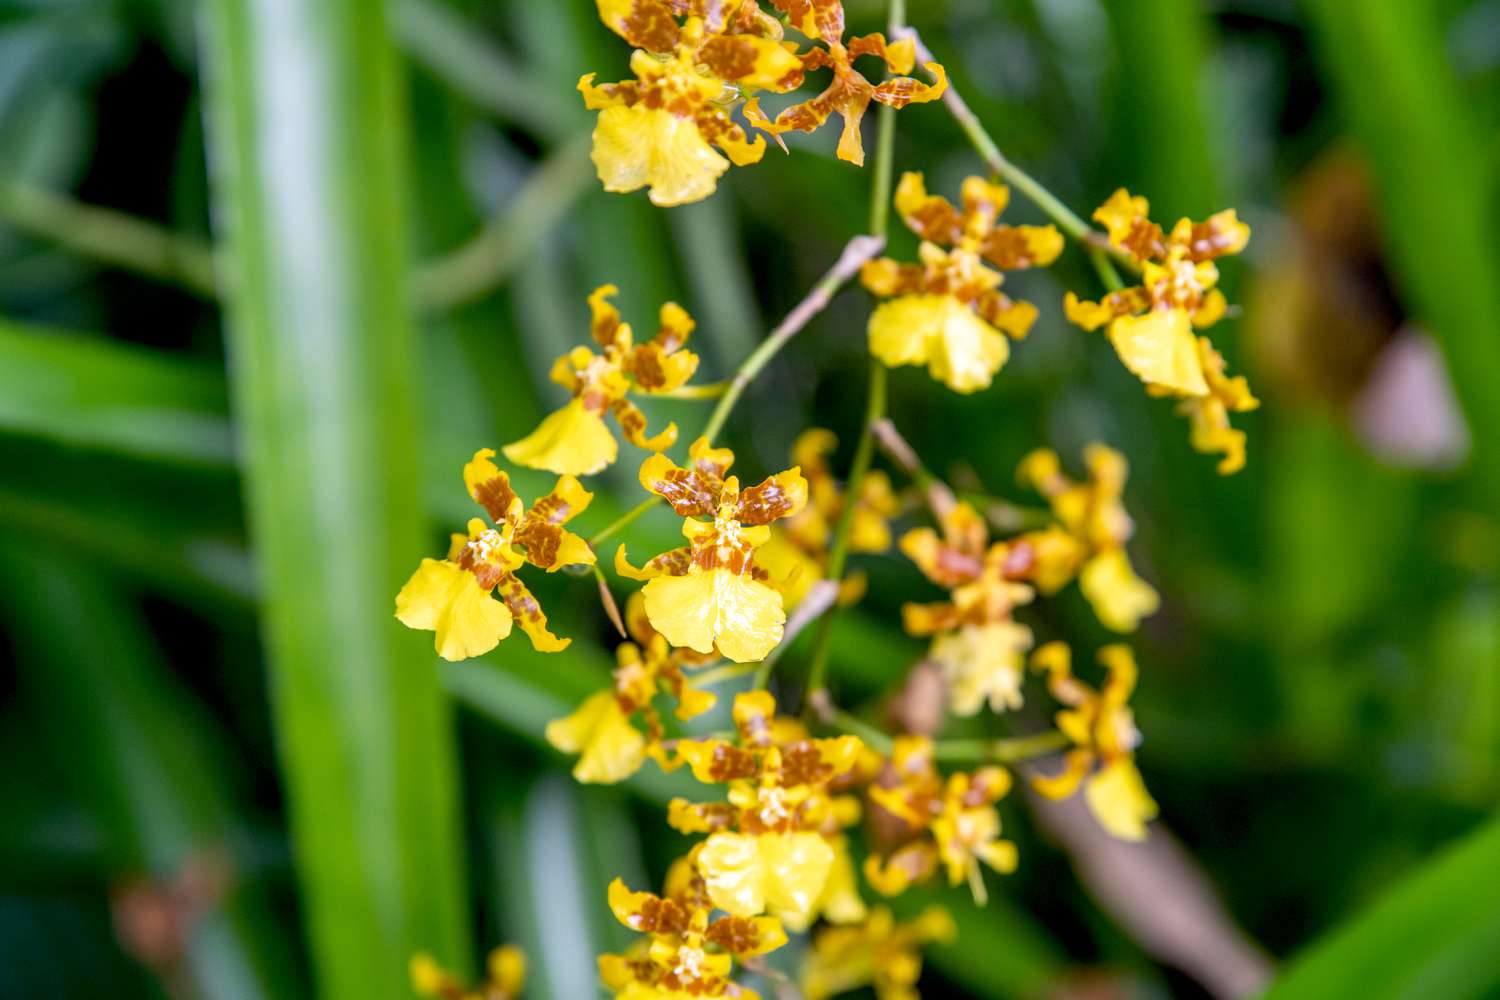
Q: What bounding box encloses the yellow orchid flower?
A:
[599,867,785,1000]
[1065,189,1257,472]
[395,449,590,660]
[505,285,700,476]
[745,1,946,166]
[546,594,718,784]
[899,502,1037,716]
[1030,642,1159,841]
[861,173,1063,393]
[582,1,801,205]
[802,906,956,1000]
[411,944,526,1000]
[864,736,1017,902]
[617,438,808,662]
[1012,444,1160,633]
[667,692,865,928]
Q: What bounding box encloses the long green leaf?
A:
[1259,816,1500,999]
[0,317,232,466]
[198,1,471,997]
[0,546,300,1000]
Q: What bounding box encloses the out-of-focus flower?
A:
[745,1,946,166]
[546,593,718,784]
[756,428,899,607]
[411,944,526,1000]
[395,449,590,659]
[600,865,785,1000]
[617,438,807,662]
[1065,189,1258,472]
[802,905,956,1000]
[1011,444,1159,633]
[900,502,1036,715]
[862,173,1063,393]
[1030,642,1158,841]
[582,0,801,205]
[865,736,1017,902]
[505,285,700,476]
[668,691,866,928]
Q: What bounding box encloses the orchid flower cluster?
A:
[397,1,1259,996]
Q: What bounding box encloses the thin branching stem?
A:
[801,0,905,706]
[902,28,1133,292]
[587,233,886,548]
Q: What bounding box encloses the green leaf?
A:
[0,316,231,466]
[199,1,471,996]
[0,546,301,1000]
[1260,816,1500,1000]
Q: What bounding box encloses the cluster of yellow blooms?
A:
[397,1,1262,996]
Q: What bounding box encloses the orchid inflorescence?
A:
[397,1,1257,996]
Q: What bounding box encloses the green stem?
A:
[931,729,1071,764]
[0,178,219,297]
[698,234,885,445]
[588,496,659,547]
[655,379,730,400]
[903,28,1134,291]
[824,706,894,756]
[800,0,906,705]
[589,233,885,548]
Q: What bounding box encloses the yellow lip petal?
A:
[591,104,729,207]
[642,568,786,663]
[503,397,618,476]
[395,558,513,661]
[1106,310,1210,396]
[868,294,1009,394]
[1085,759,1158,841]
[1078,549,1160,633]
[545,690,646,784]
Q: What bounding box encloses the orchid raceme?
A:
[668,692,865,928]
[504,285,700,476]
[899,501,1037,715]
[862,173,1063,393]
[1064,188,1259,472]
[756,428,899,607]
[546,593,717,784]
[1012,444,1160,633]
[617,438,808,662]
[581,0,801,205]
[410,945,526,1000]
[744,1,946,166]
[395,449,590,660]
[802,906,956,1000]
[1030,642,1159,841]
[601,864,787,1000]
[865,736,1018,902]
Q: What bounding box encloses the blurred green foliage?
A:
[1,1,1498,998]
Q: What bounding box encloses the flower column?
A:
[199,1,469,997]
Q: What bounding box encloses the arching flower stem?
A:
[900,27,1134,292]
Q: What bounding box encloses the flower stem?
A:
[902,27,1133,292]
[587,497,658,547]
[930,729,1071,764]
[588,234,885,549]
[822,704,894,756]
[698,233,886,444]
[800,0,906,707]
